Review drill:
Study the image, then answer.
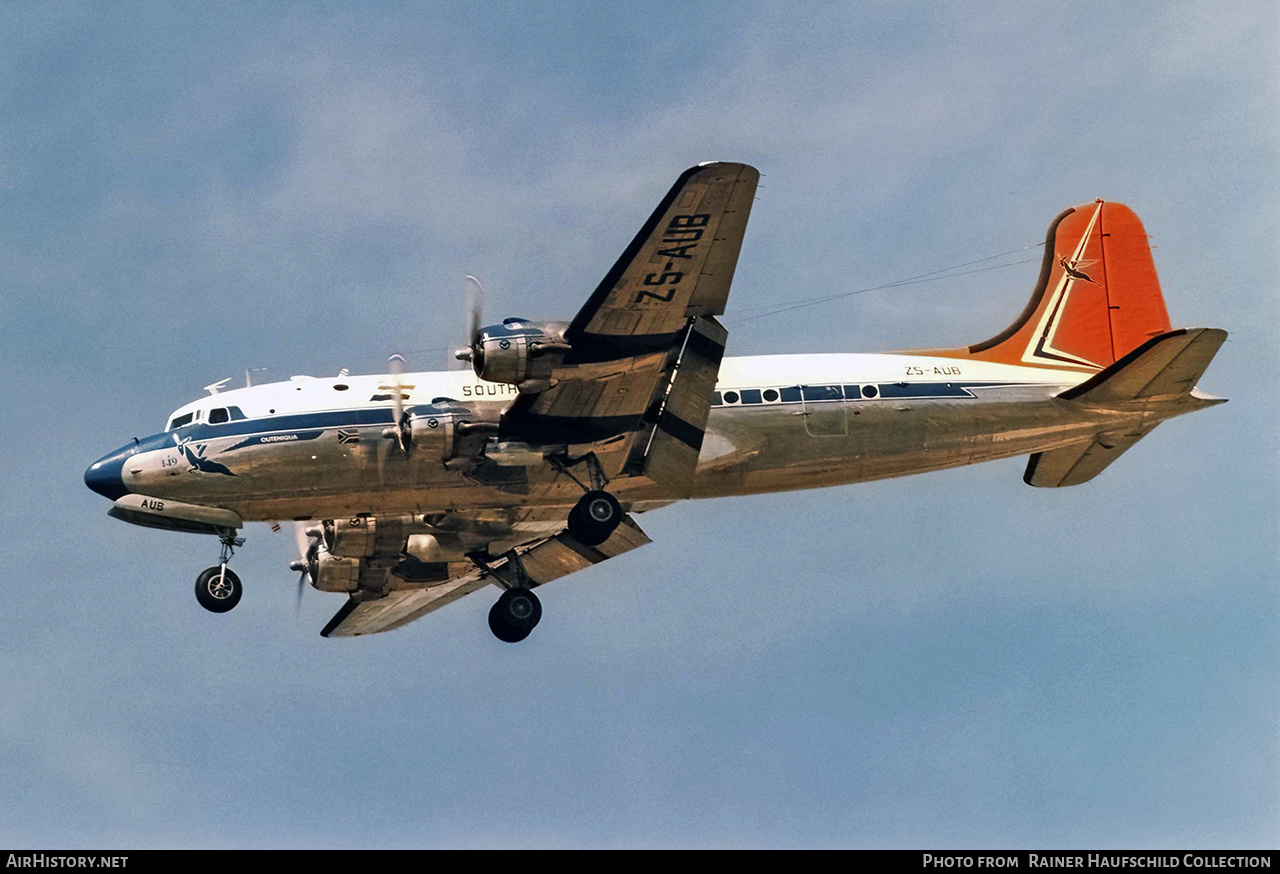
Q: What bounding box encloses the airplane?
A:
[84,162,1227,642]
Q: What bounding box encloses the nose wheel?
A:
[195,565,242,613]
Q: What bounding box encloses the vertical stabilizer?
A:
[928,201,1173,370]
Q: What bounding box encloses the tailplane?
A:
[1024,328,1227,487]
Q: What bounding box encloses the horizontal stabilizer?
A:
[1024,424,1158,488]
[1026,327,1226,487]
[1058,327,1227,403]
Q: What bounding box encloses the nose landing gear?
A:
[195,529,245,614]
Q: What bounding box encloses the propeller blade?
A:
[460,274,486,369]
[293,520,310,557]
[385,353,411,453]
[289,521,320,618]
[387,353,406,426]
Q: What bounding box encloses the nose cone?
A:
[84,446,132,501]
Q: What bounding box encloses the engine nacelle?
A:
[384,400,482,467]
[465,319,570,392]
[406,406,459,460]
[322,514,417,558]
[312,553,359,593]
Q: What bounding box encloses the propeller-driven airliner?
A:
[84,162,1226,641]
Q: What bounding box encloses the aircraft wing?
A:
[320,515,652,637]
[501,161,758,495]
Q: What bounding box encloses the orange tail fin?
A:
[947,200,1172,370]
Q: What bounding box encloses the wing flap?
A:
[512,516,652,584]
[633,316,728,497]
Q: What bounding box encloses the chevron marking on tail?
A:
[1022,201,1104,370]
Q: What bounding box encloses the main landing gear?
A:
[488,587,542,643]
[473,550,544,644]
[195,529,245,614]
[551,452,623,546]
[567,490,622,546]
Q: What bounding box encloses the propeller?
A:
[288,522,322,617]
[384,353,410,454]
[456,274,486,369]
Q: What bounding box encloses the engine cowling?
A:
[463,318,570,392]
[323,514,416,558]
[384,400,479,462]
[312,553,359,592]
[405,406,459,461]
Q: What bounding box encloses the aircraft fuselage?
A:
[85,350,1201,525]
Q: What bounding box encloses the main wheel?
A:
[567,490,622,546]
[195,566,242,613]
[488,587,542,643]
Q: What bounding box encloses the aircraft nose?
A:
[84,449,131,501]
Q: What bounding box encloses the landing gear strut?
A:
[195,529,245,614]
[551,452,623,546]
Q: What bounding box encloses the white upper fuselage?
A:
[160,352,1087,430]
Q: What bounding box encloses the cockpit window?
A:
[167,412,194,431]
[208,408,229,424]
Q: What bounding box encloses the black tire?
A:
[488,587,541,643]
[195,566,242,613]
[567,490,622,546]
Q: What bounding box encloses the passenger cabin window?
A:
[802,384,842,402]
[209,408,230,424]
[167,412,194,431]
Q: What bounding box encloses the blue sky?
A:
[2,1,1276,848]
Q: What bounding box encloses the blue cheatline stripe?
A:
[879,382,975,399]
